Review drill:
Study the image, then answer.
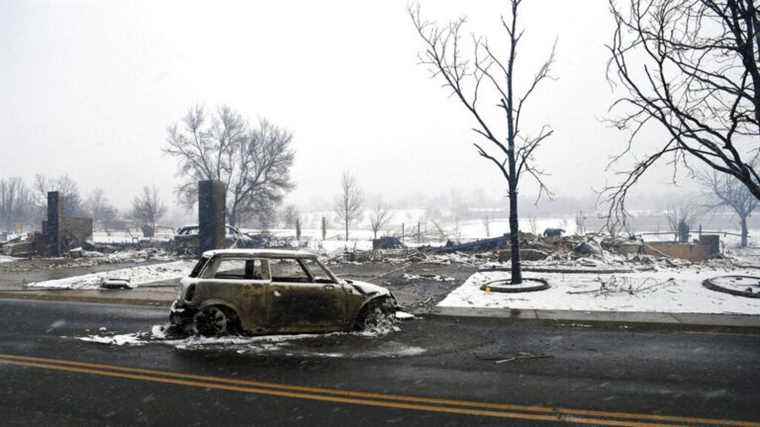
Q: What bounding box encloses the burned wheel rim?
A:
[194,306,230,336]
[358,299,397,331]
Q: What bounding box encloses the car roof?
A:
[202,248,317,259]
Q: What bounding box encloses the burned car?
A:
[170,249,398,336]
[171,224,254,255]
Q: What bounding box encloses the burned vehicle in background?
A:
[171,224,255,255]
[170,249,398,336]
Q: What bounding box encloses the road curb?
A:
[0,292,169,307]
[428,306,760,330]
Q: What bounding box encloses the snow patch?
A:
[402,273,455,282]
[76,324,424,358]
[26,260,195,289]
[79,333,148,346]
[395,311,415,320]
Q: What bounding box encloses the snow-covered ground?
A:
[439,268,760,315]
[92,230,174,244]
[0,255,18,263]
[26,260,195,290]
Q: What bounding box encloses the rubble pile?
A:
[321,231,748,274]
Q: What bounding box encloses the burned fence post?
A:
[46,191,63,257]
[198,180,226,255]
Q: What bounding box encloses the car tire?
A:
[193,305,239,337]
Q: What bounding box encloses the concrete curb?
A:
[0,292,170,307]
[429,306,760,329]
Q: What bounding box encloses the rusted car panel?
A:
[170,249,396,335]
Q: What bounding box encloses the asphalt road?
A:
[0,299,759,426]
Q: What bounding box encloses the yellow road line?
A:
[0,354,756,427]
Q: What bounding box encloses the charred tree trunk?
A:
[740,215,749,248]
[228,197,239,228]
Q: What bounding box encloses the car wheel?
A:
[193,306,238,337]
[355,298,397,332]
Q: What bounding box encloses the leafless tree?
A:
[410,1,558,284]
[483,215,491,237]
[130,186,167,234]
[0,177,33,232]
[604,0,760,230]
[664,203,698,242]
[282,205,299,228]
[34,174,85,218]
[164,105,295,227]
[527,217,538,235]
[575,210,588,235]
[696,165,759,247]
[334,172,364,242]
[369,202,393,240]
[84,189,119,232]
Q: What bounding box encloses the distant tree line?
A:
[0,174,168,235]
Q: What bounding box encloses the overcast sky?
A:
[0,0,691,212]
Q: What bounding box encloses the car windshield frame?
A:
[299,258,338,284]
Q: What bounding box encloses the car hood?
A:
[347,280,391,297]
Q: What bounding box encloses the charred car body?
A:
[170,249,398,336]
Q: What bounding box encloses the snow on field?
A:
[92,230,174,244]
[0,255,18,263]
[439,268,760,315]
[26,260,195,290]
[727,246,760,266]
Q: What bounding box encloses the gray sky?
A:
[0,0,688,211]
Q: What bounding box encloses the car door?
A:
[203,257,269,332]
[265,257,346,333]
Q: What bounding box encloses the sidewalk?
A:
[430,268,760,330]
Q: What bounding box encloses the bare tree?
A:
[130,186,167,235]
[34,174,85,218]
[0,177,33,232]
[664,203,698,242]
[527,217,538,235]
[483,215,491,237]
[282,205,299,228]
[575,210,588,235]
[369,202,393,240]
[697,166,759,247]
[604,0,760,229]
[85,188,119,232]
[334,172,364,242]
[164,105,295,227]
[410,1,557,284]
